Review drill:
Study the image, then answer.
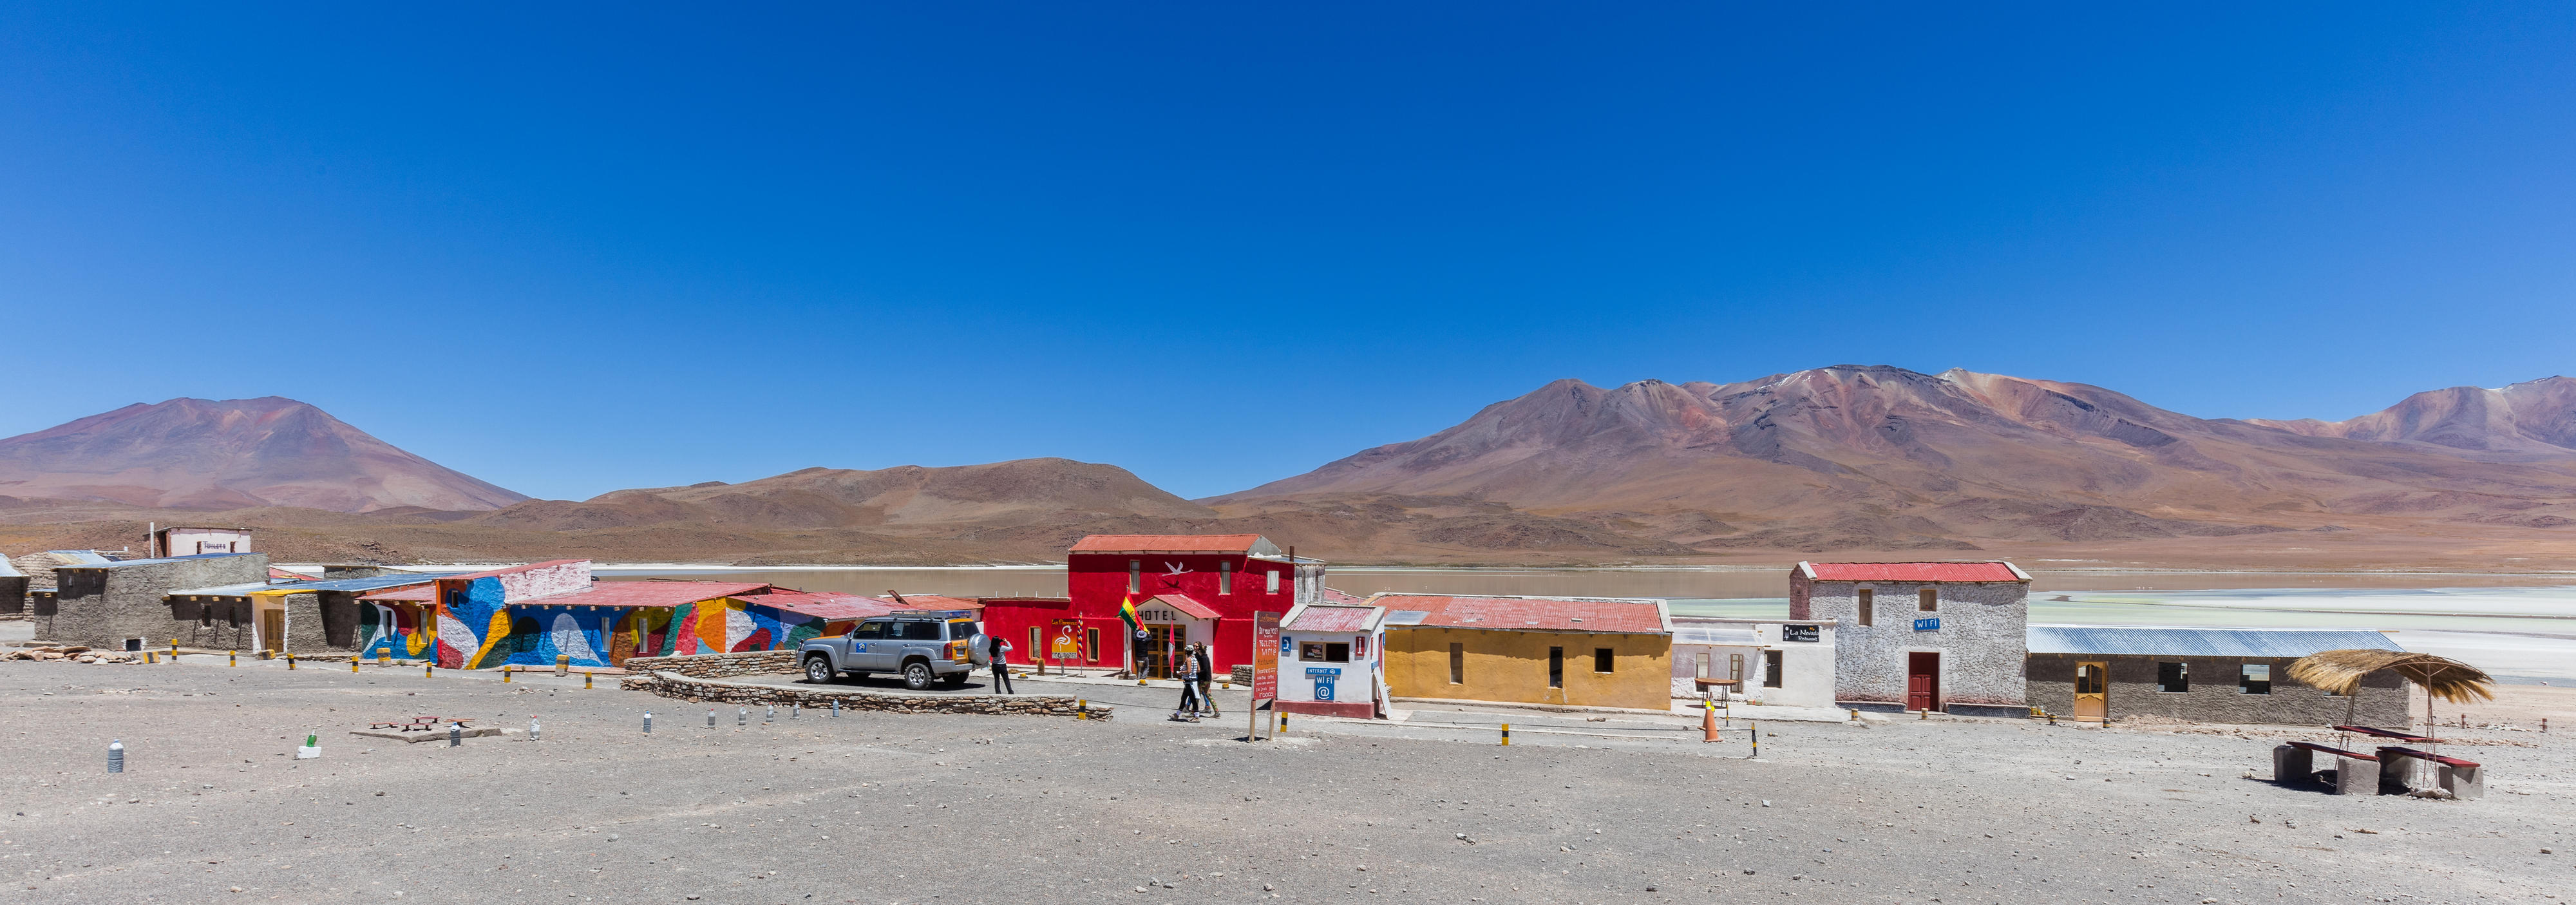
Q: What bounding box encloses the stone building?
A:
[1790,561,2033,716]
[0,555,26,616]
[42,552,270,651]
[2025,625,2409,725]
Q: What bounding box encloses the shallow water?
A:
[597,565,2576,682]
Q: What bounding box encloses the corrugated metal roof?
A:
[1801,561,2027,582]
[47,551,113,565]
[447,559,589,580]
[1320,587,1367,605]
[1673,626,1762,645]
[1070,534,1273,554]
[360,585,437,602]
[0,558,21,578]
[73,552,260,569]
[1284,604,1379,633]
[1372,594,1670,635]
[756,591,896,622]
[508,581,773,610]
[277,573,460,593]
[167,582,280,597]
[2026,624,2401,657]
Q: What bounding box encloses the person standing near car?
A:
[1191,642,1218,718]
[987,633,1014,694]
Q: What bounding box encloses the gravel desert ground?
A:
[1,660,2568,904]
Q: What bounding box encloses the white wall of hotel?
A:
[1668,617,1837,709]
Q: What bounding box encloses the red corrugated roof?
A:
[502,581,772,609]
[1320,587,1367,605]
[756,591,896,622]
[1144,593,1222,620]
[1801,562,2025,583]
[1070,534,1267,553]
[895,595,983,612]
[1375,595,1668,634]
[1285,604,1378,633]
[359,585,436,602]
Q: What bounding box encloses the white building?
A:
[1790,560,2033,716]
[151,526,253,559]
[1276,601,1388,719]
[1668,616,1837,708]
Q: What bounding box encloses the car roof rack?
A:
[889,609,976,619]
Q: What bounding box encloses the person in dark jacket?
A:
[987,633,1014,694]
[1191,643,1219,718]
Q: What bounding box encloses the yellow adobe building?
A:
[1376,593,1674,710]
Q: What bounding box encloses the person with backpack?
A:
[986,633,1014,694]
[1191,642,1219,718]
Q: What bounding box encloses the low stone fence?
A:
[620,650,800,679]
[619,671,1113,720]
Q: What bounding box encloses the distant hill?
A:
[1213,367,2576,548]
[0,397,526,512]
[473,458,1215,531]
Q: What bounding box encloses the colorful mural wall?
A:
[418,593,838,669]
[355,602,432,660]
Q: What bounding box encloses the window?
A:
[1084,628,1101,662]
[1762,650,1784,688]
[1448,643,1464,685]
[1128,559,1141,593]
[1918,588,1938,612]
[1267,569,1281,594]
[1729,652,1745,682]
[851,621,886,640]
[1027,627,1041,658]
[1593,648,1615,673]
[2240,663,2271,695]
[1694,653,1709,679]
[2157,662,2189,693]
[1856,589,1874,626]
[1547,647,1564,688]
[1300,642,1349,662]
[1218,562,1232,595]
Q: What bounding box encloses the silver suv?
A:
[799,611,982,691]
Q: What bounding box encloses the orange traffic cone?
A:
[1703,700,1721,743]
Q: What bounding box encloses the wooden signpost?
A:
[1249,611,1280,741]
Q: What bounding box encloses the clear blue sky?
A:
[5,4,2572,501]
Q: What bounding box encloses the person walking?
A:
[1171,646,1202,721]
[1191,642,1219,718]
[986,633,1014,694]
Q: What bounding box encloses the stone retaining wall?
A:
[619,671,1113,720]
[620,650,800,679]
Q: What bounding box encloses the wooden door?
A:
[2073,661,2108,723]
[1143,625,1180,678]
[259,609,286,655]
[1906,651,1940,712]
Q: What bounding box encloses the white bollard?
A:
[108,739,125,774]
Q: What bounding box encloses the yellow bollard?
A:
[143,651,155,665]
[378,652,390,667]
[286,654,296,671]
[555,654,570,676]
[424,662,433,678]
[1278,712,1289,735]
[584,672,594,690]
[502,667,512,683]
[352,658,361,674]
[1501,722,1510,746]
[1076,698,1088,719]
[229,650,237,667]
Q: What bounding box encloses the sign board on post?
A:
[1048,620,1083,662]
[1250,611,1280,740]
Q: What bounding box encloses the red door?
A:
[1906,651,1940,712]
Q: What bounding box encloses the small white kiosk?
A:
[1276,602,1388,719]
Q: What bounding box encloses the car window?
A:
[947,620,979,640]
[894,621,941,641]
[851,622,887,640]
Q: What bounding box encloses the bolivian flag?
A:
[1119,595,1142,633]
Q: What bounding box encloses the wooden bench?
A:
[2289,741,2377,761]
[2275,741,2381,794]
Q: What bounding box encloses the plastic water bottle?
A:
[108,739,124,774]
[643,711,654,734]
[529,717,541,742]
[448,722,462,747]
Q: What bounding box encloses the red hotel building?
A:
[978,534,1325,679]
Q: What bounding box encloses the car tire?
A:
[803,656,835,684]
[902,661,934,691]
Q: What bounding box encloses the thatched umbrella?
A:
[2289,649,2494,747]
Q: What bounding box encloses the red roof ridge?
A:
[1795,561,2030,582]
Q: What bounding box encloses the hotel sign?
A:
[1782,624,1819,643]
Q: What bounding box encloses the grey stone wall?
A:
[44,554,270,649]
[282,592,328,654]
[167,596,256,651]
[317,591,365,650]
[1802,577,2029,708]
[620,670,1112,720]
[0,576,26,616]
[622,651,800,678]
[2026,654,2409,726]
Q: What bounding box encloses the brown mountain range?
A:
[3,372,2573,569]
[0,397,526,513]
[1213,367,2576,551]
